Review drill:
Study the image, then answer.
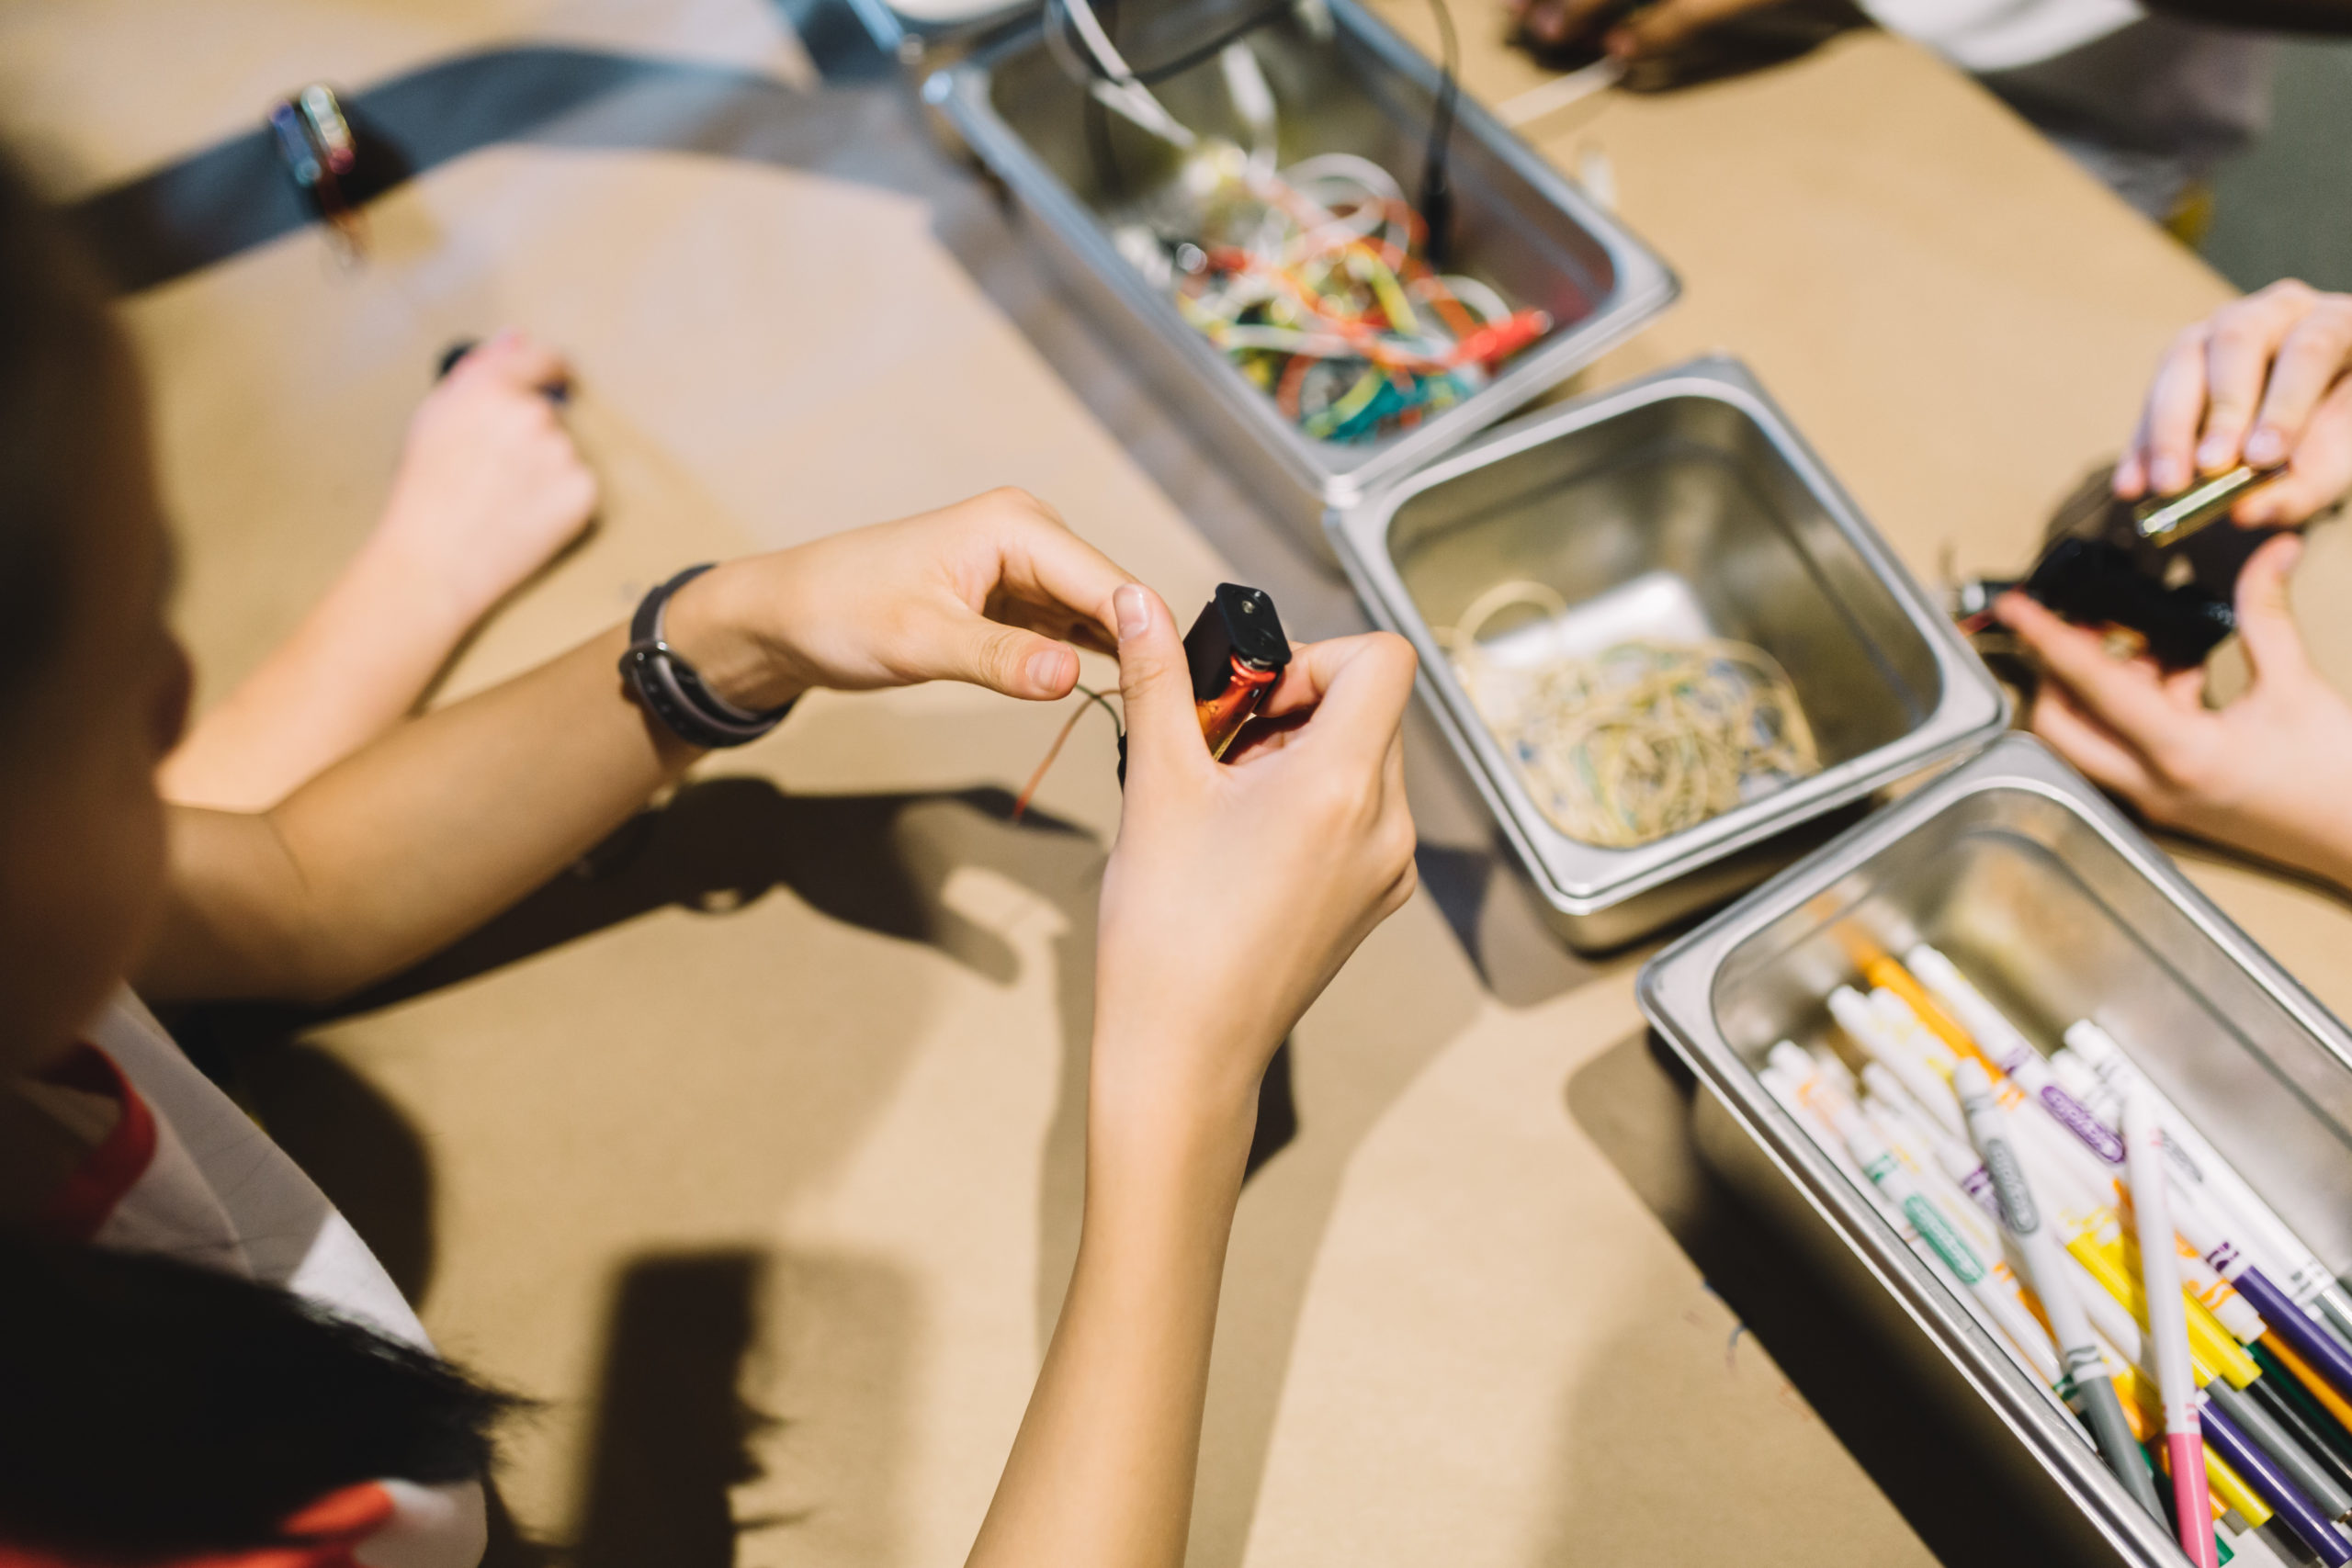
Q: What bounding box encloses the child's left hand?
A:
[662,488,1136,713]
[1996,533,2352,892]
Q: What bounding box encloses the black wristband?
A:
[618,565,795,750]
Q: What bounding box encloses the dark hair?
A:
[0,148,120,721]
[0,1235,521,1562]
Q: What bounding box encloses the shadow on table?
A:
[1561,1025,2063,1565]
[184,776,1091,1562]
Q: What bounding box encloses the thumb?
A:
[1114,583,1209,773]
[945,613,1080,700]
[2235,531,2310,683]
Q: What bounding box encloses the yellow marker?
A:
[2206,1447,2272,1530]
[2068,1231,2259,1389]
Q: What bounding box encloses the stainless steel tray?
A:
[1329,355,2008,947]
[927,0,1678,545]
[1639,733,2352,1565]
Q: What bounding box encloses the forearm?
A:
[158,535,480,810]
[967,1068,1256,1568]
[140,624,699,1002]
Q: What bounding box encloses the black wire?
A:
[1419,0,1460,266]
[1051,0,1291,87]
[1125,2,1293,82]
[1053,0,1463,258]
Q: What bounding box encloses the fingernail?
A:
[2197,436,2234,471]
[2152,456,2188,494]
[1115,584,1149,640]
[1026,649,1066,691]
[2245,427,2286,467]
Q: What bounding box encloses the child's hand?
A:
[1995,535,2352,892]
[664,489,1134,711]
[1091,585,1419,1140]
[1511,0,1780,56]
[373,329,600,626]
[2114,281,2352,527]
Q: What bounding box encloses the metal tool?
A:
[2133,463,2285,548]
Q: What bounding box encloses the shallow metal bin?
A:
[928,0,1678,543]
[1638,733,2352,1565]
[1329,355,2008,947]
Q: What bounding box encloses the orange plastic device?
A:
[1185,584,1291,760]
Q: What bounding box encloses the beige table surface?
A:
[6,3,2350,1564]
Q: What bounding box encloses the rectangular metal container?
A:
[1328,355,2009,947]
[928,0,1679,544]
[1638,733,2352,1565]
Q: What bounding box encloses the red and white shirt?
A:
[6,991,486,1568]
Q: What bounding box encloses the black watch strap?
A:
[619,564,794,749]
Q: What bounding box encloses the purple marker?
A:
[2200,1400,2352,1564]
[1905,946,2125,1166]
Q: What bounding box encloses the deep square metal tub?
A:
[1638,733,2352,1565]
[1329,355,2008,947]
[928,0,1678,546]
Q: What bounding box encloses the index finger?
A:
[2245,296,2352,469]
[2199,283,2319,474]
[1991,592,2185,747]
[993,512,1141,653]
[1251,631,1419,764]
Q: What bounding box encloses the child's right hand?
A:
[1090,586,1419,1148]
[373,329,600,626]
[2114,280,2352,528]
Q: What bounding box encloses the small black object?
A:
[432,337,568,403]
[619,565,796,749]
[2022,537,2235,669]
[1116,583,1292,784]
[1185,583,1291,701]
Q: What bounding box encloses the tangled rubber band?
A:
[1437,581,1821,850]
[1115,143,1550,443]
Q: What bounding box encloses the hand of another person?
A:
[1996,535,2352,892]
[1510,0,1786,57]
[2115,281,2352,528]
[664,488,1136,713]
[1091,586,1419,1136]
[373,329,600,626]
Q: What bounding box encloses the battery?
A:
[1185,584,1292,759]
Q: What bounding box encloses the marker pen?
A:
[2245,1371,2352,1501]
[1856,1095,2068,1382]
[2118,1359,2275,1531]
[2134,1090,2352,1544]
[1763,1060,2069,1395]
[1908,945,2126,1166]
[2085,1231,2352,1526]
[1836,1103,2069,1390]
[1843,939,1978,1063]
[2067,1021,2352,1348]
[2201,1399,2352,1565]
[1868,986,1958,1073]
[2064,1029,2352,1399]
[1829,987,1962,1135]
[1954,1058,2163,1523]
[2267,1335,2352,1445]
[2250,1339,2352,1471]
[1863,1096,2003,1257]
